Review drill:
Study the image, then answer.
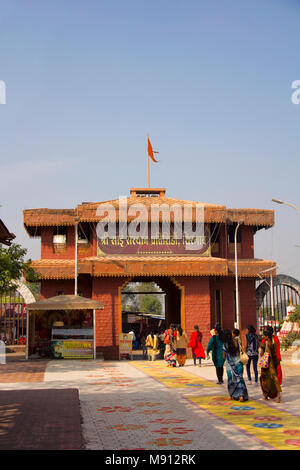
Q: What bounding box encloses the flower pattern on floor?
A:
[186,395,300,450]
[131,360,215,389]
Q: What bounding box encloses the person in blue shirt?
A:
[245,325,259,385]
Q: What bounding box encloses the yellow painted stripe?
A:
[131,361,215,388]
[186,395,300,450]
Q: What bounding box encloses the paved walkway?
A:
[0,389,83,450]
[0,353,299,450]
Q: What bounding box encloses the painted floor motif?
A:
[131,360,216,388]
[1,356,299,450]
[186,395,300,450]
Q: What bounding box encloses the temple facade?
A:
[23,188,276,359]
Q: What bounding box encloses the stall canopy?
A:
[26,294,104,311]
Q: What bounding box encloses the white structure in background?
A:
[0,341,5,364]
[12,280,36,304]
[280,302,299,338]
[286,303,296,318]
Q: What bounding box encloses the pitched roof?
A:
[23,190,274,236]
[30,256,276,279]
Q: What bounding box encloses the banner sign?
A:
[119,333,133,359]
[98,226,211,256]
[52,340,94,359]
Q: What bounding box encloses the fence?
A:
[0,291,27,345]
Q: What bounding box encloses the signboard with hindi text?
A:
[119,333,133,360]
[98,225,211,256]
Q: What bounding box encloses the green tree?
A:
[281,331,300,350]
[0,243,39,295]
[288,306,300,323]
[121,284,140,312]
[141,295,162,315]
[121,281,164,315]
[138,282,163,315]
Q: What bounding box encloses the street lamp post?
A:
[272,198,300,215]
[74,217,80,296]
[272,197,300,313]
[234,221,244,330]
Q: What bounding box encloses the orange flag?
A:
[147,135,159,162]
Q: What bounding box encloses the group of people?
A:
[207,323,282,403]
[144,324,206,367]
[144,322,283,404]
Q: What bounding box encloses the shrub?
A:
[288,306,300,323]
[281,331,300,350]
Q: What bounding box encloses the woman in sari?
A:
[259,327,281,403]
[261,326,282,385]
[175,326,189,366]
[165,340,177,367]
[163,324,176,361]
[222,329,249,402]
[145,331,160,361]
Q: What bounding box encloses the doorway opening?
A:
[120,276,183,360]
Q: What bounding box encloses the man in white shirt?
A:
[129,330,136,342]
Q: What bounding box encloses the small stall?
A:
[25,295,104,360]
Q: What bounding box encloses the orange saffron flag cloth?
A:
[147,136,159,162]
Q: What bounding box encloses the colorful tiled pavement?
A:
[0,354,299,450]
[131,360,215,388]
[186,395,300,450]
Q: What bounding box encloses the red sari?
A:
[262,336,282,385]
[188,331,205,358]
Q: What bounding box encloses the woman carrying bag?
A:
[222,329,249,402]
[259,326,281,403]
[233,328,249,368]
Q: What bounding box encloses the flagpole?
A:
[147,134,150,188]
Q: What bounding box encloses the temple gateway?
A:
[23,188,275,359]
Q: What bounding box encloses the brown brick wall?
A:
[40,277,92,299]
[92,277,130,360]
[241,226,254,259]
[210,277,257,344]
[175,277,211,352]
[39,274,257,359]
[41,227,93,259]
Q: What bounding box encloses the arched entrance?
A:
[256,274,300,332]
[120,276,184,357]
[13,280,36,304]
